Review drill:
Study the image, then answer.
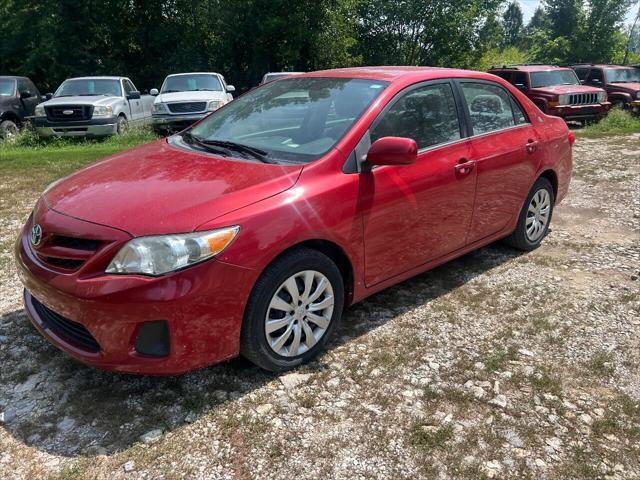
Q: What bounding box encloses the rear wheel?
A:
[504,177,554,251]
[240,248,344,372]
[0,119,18,139]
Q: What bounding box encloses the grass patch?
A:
[411,423,454,450]
[578,108,640,137]
[484,345,518,372]
[588,350,615,376]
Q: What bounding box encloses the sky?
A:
[517,0,638,26]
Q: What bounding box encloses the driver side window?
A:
[371,83,461,150]
[123,80,134,96]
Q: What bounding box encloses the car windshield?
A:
[188,77,389,163]
[530,70,580,88]
[0,79,16,96]
[606,68,640,83]
[263,73,298,83]
[162,74,223,93]
[55,79,122,97]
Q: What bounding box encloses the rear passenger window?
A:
[371,83,461,149]
[461,82,518,135]
[511,99,528,125]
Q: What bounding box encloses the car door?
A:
[17,79,40,117]
[456,80,542,244]
[360,80,476,287]
[123,79,143,125]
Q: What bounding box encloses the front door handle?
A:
[454,158,475,176]
[526,139,539,154]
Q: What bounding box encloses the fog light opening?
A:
[135,320,170,357]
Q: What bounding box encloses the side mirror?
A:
[127,91,141,100]
[150,88,159,96]
[20,91,32,99]
[45,93,53,101]
[580,79,586,85]
[226,85,236,93]
[514,83,526,91]
[366,137,417,167]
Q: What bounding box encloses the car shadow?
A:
[0,243,523,457]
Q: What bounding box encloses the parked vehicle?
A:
[34,76,154,137]
[0,76,42,137]
[16,67,573,374]
[571,64,640,112]
[261,72,303,84]
[488,65,610,123]
[150,72,235,134]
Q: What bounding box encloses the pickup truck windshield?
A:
[162,75,223,93]
[606,68,640,83]
[530,70,580,88]
[0,79,16,96]
[55,79,122,97]
[188,77,388,163]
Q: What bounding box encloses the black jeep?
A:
[0,76,42,137]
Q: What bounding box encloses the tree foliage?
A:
[502,1,524,47]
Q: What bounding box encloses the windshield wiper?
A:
[181,131,233,157]
[199,139,276,164]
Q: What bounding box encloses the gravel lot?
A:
[1,134,639,479]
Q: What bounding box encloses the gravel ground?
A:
[1,134,639,480]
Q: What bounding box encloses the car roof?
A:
[300,66,500,83]
[65,76,127,81]
[0,76,28,80]
[489,65,571,73]
[265,72,303,76]
[165,72,223,77]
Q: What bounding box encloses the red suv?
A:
[571,64,640,112]
[15,67,573,374]
[489,65,610,123]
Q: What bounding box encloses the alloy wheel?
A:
[265,270,334,357]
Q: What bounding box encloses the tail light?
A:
[568,131,576,146]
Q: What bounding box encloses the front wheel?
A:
[240,248,345,372]
[116,115,128,135]
[504,177,554,251]
[0,119,18,139]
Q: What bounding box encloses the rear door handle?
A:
[526,139,539,154]
[454,158,475,176]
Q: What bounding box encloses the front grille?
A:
[167,102,207,114]
[35,234,103,272]
[569,93,599,105]
[45,105,94,121]
[32,297,100,352]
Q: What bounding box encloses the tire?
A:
[116,115,128,135]
[0,119,18,139]
[504,177,554,251]
[240,248,345,372]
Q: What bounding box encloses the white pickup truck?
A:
[34,76,154,137]
[150,72,235,134]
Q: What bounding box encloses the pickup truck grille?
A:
[167,102,207,114]
[45,105,94,121]
[568,93,600,105]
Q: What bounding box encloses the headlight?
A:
[558,94,570,106]
[93,105,113,117]
[153,102,168,114]
[106,226,240,276]
[597,92,607,102]
[35,105,46,118]
[207,100,225,111]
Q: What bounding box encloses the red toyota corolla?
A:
[15,67,573,374]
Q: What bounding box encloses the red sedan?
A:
[15,67,573,374]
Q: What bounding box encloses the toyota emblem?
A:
[31,224,42,246]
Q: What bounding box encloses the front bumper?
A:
[34,117,118,137]
[15,207,257,375]
[152,113,208,131]
[548,102,611,121]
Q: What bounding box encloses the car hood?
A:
[156,91,227,104]
[609,82,640,92]
[44,139,303,236]
[43,96,120,106]
[530,85,604,95]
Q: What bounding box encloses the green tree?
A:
[579,0,634,63]
[502,1,524,46]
